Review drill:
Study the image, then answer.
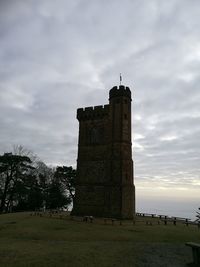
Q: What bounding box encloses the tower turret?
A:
[109,85,135,218]
[109,85,131,100]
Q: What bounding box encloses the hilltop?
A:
[0,212,199,266]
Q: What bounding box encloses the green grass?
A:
[0,212,199,266]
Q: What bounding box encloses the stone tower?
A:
[72,85,135,219]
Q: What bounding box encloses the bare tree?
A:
[196,207,200,222]
[13,145,38,164]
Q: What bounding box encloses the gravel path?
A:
[135,243,193,267]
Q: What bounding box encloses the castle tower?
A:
[72,85,135,219]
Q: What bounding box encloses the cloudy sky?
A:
[0,0,199,218]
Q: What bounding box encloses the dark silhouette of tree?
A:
[32,161,53,210]
[14,173,42,211]
[54,166,76,201]
[0,148,76,212]
[14,160,54,211]
[46,176,71,209]
[0,153,33,212]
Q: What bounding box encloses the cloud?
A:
[0,0,200,209]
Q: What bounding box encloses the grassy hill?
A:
[0,212,199,266]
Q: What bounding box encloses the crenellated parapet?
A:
[77,104,110,121]
[109,85,131,100]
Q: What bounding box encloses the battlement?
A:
[109,85,131,100]
[77,104,110,121]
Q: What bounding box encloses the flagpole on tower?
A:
[120,73,122,85]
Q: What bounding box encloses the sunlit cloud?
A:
[134,133,145,140]
[160,135,178,141]
[134,114,142,121]
[0,0,200,216]
[133,141,145,151]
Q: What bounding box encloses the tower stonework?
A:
[72,85,135,219]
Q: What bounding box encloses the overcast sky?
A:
[0,0,199,217]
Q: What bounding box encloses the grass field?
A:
[0,212,199,267]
